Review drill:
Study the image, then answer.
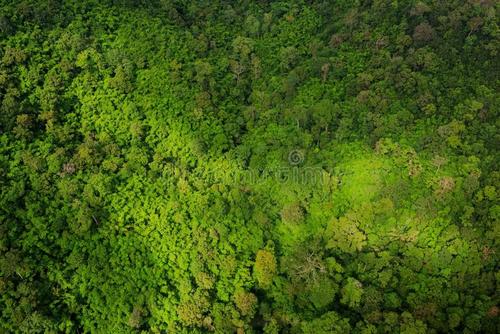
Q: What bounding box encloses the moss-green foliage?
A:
[0,0,498,333]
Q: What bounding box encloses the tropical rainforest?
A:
[0,0,499,333]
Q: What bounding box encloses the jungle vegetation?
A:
[0,0,499,333]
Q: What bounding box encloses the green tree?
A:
[254,249,277,289]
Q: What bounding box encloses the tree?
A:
[301,312,351,334]
[413,22,434,43]
[244,15,261,37]
[280,202,304,224]
[325,217,367,253]
[341,278,363,309]
[234,290,257,316]
[254,249,277,289]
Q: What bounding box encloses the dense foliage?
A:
[0,0,499,333]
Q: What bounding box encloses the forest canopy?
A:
[0,0,498,333]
